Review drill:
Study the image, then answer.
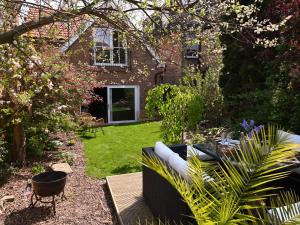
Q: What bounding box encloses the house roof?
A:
[25,6,164,66]
[25,7,88,41]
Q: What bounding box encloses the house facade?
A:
[64,24,179,124]
[26,7,200,124]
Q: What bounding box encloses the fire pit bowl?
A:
[32,171,67,197]
[30,171,67,214]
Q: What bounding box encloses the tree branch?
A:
[0,3,95,44]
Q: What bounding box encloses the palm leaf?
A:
[142,125,300,224]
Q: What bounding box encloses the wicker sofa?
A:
[142,144,197,224]
[142,138,300,225]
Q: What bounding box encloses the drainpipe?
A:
[155,63,166,85]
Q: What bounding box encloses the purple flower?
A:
[240,119,264,137]
[241,119,250,131]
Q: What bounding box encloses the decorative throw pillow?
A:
[154,142,175,161]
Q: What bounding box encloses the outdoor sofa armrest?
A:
[142,145,196,225]
[193,144,222,163]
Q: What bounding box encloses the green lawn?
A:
[80,121,162,178]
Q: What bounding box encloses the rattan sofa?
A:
[142,144,196,225]
[142,142,300,225]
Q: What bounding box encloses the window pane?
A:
[93,28,127,65]
[111,88,135,121]
[113,48,120,64]
[186,49,198,58]
[186,44,198,58]
[119,48,126,64]
[94,28,111,47]
[95,47,110,63]
[113,31,119,47]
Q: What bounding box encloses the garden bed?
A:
[0,132,118,225]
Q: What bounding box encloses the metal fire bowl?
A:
[32,171,67,197]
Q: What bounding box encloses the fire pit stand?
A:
[29,191,66,214]
[29,171,67,214]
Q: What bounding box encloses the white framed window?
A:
[185,34,199,59]
[93,28,128,66]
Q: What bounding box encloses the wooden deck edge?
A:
[106,175,124,225]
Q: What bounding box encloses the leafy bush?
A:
[67,139,76,146]
[0,136,9,182]
[24,107,76,157]
[55,151,75,166]
[31,163,45,175]
[146,83,204,143]
[146,69,223,143]
[186,133,206,145]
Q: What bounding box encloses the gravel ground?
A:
[0,133,118,225]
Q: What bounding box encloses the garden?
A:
[0,0,300,225]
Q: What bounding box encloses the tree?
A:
[220,0,300,132]
[0,0,292,46]
[0,38,98,165]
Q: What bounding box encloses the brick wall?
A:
[66,26,183,120]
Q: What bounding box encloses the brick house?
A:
[26,7,200,124]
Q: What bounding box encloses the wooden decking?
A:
[106,172,156,225]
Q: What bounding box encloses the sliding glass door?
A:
[107,86,139,123]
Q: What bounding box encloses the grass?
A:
[80,121,162,178]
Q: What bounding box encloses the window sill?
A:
[185,56,199,59]
[94,63,128,68]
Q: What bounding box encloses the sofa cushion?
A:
[168,153,190,181]
[187,145,214,161]
[268,202,300,224]
[278,130,300,152]
[154,142,175,161]
[168,153,214,182]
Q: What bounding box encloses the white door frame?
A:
[107,85,140,124]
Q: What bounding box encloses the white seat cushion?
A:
[268,202,300,224]
[154,142,175,161]
[278,130,300,152]
[168,153,190,180]
[168,152,214,182]
[187,145,214,161]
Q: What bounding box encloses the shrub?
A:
[26,128,48,157]
[55,151,75,165]
[67,139,76,146]
[201,68,223,123]
[0,137,9,182]
[24,106,76,157]
[146,84,204,143]
[146,68,223,143]
[186,133,206,145]
[31,163,45,175]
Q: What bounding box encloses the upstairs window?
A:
[93,28,128,66]
[185,34,199,59]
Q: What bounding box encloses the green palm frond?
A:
[142,125,300,225]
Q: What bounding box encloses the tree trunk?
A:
[12,123,26,167]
